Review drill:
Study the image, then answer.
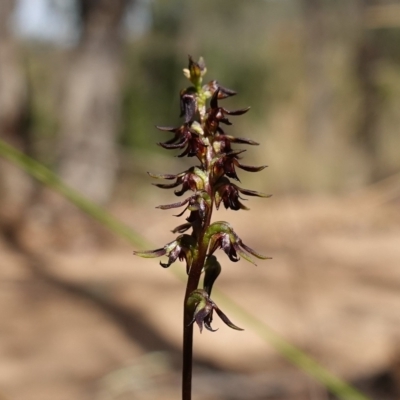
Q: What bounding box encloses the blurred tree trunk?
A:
[0,0,32,228]
[302,0,336,151]
[32,0,130,248]
[57,0,128,204]
[355,1,382,181]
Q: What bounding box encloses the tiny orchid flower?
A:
[214,176,271,211]
[133,234,195,271]
[187,289,243,333]
[206,221,270,265]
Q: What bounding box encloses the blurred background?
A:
[1,0,400,399]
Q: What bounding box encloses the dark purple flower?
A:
[206,222,270,265]
[205,89,250,134]
[214,177,271,211]
[156,124,206,158]
[202,80,237,100]
[148,167,206,196]
[133,234,195,271]
[157,191,211,220]
[221,154,267,182]
[156,191,212,233]
[187,289,243,333]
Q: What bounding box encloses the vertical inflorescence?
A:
[134,56,270,399]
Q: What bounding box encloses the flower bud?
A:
[203,255,221,295]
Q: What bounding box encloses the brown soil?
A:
[1,192,400,400]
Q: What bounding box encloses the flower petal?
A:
[133,248,166,258]
[158,140,187,150]
[236,163,268,172]
[224,106,250,116]
[153,181,181,189]
[155,125,178,132]
[227,136,260,145]
[237,187,272,198]
[239,241,271,260]
[214,306,244,331]
[157,197,190,210]
[147,172,178,180]
[171,223,192,234]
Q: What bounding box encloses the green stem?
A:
[182,200,213,400]
[181,320,193,400]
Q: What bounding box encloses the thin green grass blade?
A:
[0,138,371,400]
[0,139,148,249]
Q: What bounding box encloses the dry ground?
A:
[1,190,400,400]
